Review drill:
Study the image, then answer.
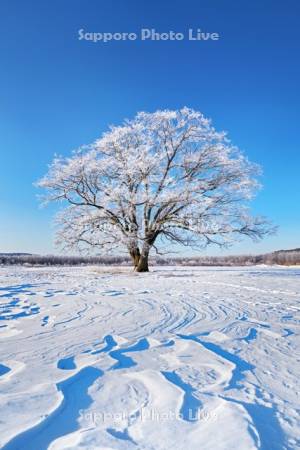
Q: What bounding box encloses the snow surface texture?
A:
[0,266,299,450]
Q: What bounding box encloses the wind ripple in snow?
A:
[0,266,299,450]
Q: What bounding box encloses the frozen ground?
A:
[0,265,299,450]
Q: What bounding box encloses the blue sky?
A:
[0,0,299,255]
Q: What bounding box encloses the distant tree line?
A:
[0,254,129,266]
[0,249,299,267]
[157,249,300,266]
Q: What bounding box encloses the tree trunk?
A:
[129,247,141,269]
[136,251,149,272]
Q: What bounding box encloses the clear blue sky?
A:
[0,0,299,255]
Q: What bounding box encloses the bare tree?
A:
[37,108,274,271]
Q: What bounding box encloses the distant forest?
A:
[0,249,299,267]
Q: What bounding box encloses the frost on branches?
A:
[37,108,274,271]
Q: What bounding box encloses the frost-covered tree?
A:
[38,108,273,271]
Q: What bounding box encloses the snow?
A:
[0,265,299,450]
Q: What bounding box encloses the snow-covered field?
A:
[0,266,299,450]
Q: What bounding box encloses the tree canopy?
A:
[38,108,273,271]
